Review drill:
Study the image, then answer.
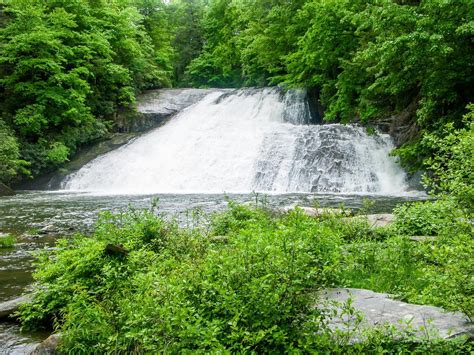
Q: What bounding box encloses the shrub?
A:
[421,106,474,212]
[0,234,16,248]
[20,204,341,352]
[0,120,29,184]
[19,202,472,352]
[392,199,461,236]
[339,206,473,320]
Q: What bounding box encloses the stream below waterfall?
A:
[1,87,426,352]
[0,191,425,353]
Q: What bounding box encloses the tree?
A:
[0,0,173,180]
[169,0,207,85]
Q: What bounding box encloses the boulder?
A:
[319,288,473,342]
[0,295,31,320]
[31,334,60,355]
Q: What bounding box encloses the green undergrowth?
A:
[0,234,16,248]
[19,199,473,353]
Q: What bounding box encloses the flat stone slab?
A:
[320,288,473,341]
[365,214,394,227]
[0,295,31,320]
[137,88,222,116]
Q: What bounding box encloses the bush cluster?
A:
[19,199,473,352]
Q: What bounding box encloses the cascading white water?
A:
[63,88,409,194]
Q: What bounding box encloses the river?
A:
[0,190,425,353]
[0,87,426,352]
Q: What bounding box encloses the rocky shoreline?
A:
[2,285,472,354]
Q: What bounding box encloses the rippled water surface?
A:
[0,190,425,352]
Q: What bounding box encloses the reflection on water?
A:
[0,190,426,352]
[0,322,48,355]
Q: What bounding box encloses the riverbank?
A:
[13,197,473,353]
[0,191,426,353]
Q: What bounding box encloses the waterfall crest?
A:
[63,88,409,194]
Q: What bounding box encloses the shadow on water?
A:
[0,190,426,352]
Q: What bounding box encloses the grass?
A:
[18,198,473,353]
[0,234,16,248]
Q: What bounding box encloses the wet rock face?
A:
[319,288,473,342]
[0,295,31,320]
[117,88,218,133]
[374,100,419,148]
[138,89,216,117]
[253,122,408,194]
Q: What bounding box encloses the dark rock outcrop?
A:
[374,100,419,148]
[306,87,326,125]
[0,182,15,196]
[406,170,424,190]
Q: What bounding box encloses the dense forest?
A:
[0,0,473,194]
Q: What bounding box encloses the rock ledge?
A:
[320,288,473,341]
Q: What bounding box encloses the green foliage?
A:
[0,0,173,182]
[392,199,461,236]
[284,0,367,121]
[0,234,16,248]
[182,0,474,174]
[20,204,338,352]
[0,119,29,182]
[340,210,473,321]
[19,201,473,352]
[185,0,244,87]
[420,107,474,211]
[169,0,206,85]
[337,195,474,320]
[184,0,307,88]
[238,0,306,86]
[46,141,69,165]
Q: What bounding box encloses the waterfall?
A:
[63,88,409,194]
